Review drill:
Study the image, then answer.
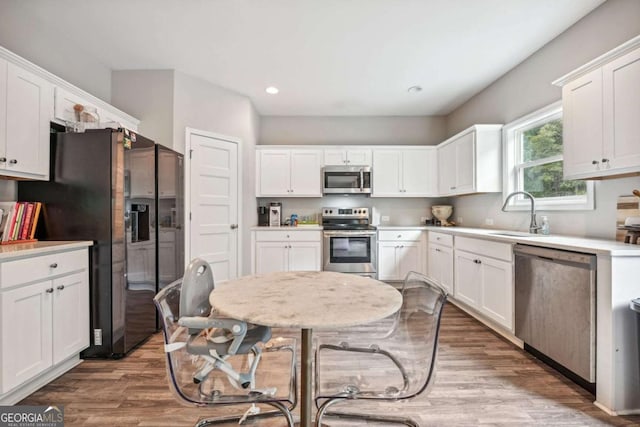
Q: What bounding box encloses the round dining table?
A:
[209,270,402,427]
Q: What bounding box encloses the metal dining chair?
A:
[154,259,298,426]
[313,271,448,426]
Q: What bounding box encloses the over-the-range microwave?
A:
[322,165,372,195]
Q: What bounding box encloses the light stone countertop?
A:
[423,226,640,256]
[250,225,323,231]
[210,271,402,329]
[0,241,93,260]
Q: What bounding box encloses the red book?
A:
[20,203,35,240]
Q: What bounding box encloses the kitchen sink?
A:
[489,231,549,237]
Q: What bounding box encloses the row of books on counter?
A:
[0,201,43,244]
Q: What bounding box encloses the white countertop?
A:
[423,226,640,256]
[251,225,323,231]
[0,241,93,260]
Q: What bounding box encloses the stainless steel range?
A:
[322,207,377,278]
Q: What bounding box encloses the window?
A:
[503,101,594,210]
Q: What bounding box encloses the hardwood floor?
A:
[20,304,640,426]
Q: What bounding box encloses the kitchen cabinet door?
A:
[372,150,401,196]
[1,281,53,394]
[346,149,372,166]
[324,149,347,166]
[3,63,52,179]
[454,132,475,194]
[602,47,640,172]
[428,243,453,294]
[290,150,322,196]
[288,242,321,272]
[396,242,423,280]
[402,148,437,196]
[255,242,288,274]
[479,256,513,331]
[257,150,290,196]
[562,68,604,179]
[377,242,399,281]
[438,142,457,195]
[454,250,481,308]
[52,272,89,364]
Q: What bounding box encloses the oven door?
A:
[323,166,371,194]
[323,230,377,275]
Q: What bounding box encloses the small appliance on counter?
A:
[431,205,454,226]
[257,206,269,226]
[269,202,282,227]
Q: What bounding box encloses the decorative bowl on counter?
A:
[432,205,453,225]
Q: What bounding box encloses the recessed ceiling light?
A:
[265,86,279,95]
[407,85,423,93]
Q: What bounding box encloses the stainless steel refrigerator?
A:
[18,128,157,358]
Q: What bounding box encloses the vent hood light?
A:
[265,86,279,94]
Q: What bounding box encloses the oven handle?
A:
[323,230,377,236]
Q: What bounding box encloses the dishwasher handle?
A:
[514,244,596,270]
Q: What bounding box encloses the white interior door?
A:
[187,129,240,283]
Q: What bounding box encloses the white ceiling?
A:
[16,0,604,116]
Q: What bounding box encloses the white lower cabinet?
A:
[377,229,426,281]
[427,243,454,295]
[454,237,513,331]
[0,246,90,401]
[252,230,322,273]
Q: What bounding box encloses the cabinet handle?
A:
[9,159,17,164]
[397,235,402,238]
[230,224,238,229]
[50,263,58,268]
[286,234,290,238]
[450,186,456,190]
[57,285,65,291]
[592,160,599,165]
[473,259,482,264]
[601,158,609,163]
[435,248,441,252]
[46,288,54,293]
[0,157,5,163]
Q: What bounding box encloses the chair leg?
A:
[316,398,418,427]
[195,401,295,426]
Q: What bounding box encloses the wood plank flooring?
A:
[19,304,640,426]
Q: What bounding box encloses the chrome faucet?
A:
[501,191,541,234]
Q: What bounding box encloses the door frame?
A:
[184,127,243,279]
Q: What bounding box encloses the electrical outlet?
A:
[485,218,494,226]
[421,216,428,223]
[94,329,103,346]
[381,215,390,222]
[457,217,463,224]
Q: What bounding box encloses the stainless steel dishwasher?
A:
[514,244,596,390]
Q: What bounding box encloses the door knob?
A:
[230,224,238,229]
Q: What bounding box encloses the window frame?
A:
[502,101,594,211]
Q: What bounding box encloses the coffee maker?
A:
[257,206,269,226]
[269,202,282,227]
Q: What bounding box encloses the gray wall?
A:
[111,70,175,149]
[260,116,446,146]
[444,0,640,239]
[0,2,112,102]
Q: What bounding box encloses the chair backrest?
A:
[395,271,448,398]
[180,258,214,317]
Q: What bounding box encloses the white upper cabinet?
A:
[256,148,322,197]
[372,147,437,197]
[0,62,53,180]
[437,125,502,196]
[323,148,372,166]
[554,36,640,179]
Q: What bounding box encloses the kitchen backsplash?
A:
[257,196,451,226]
